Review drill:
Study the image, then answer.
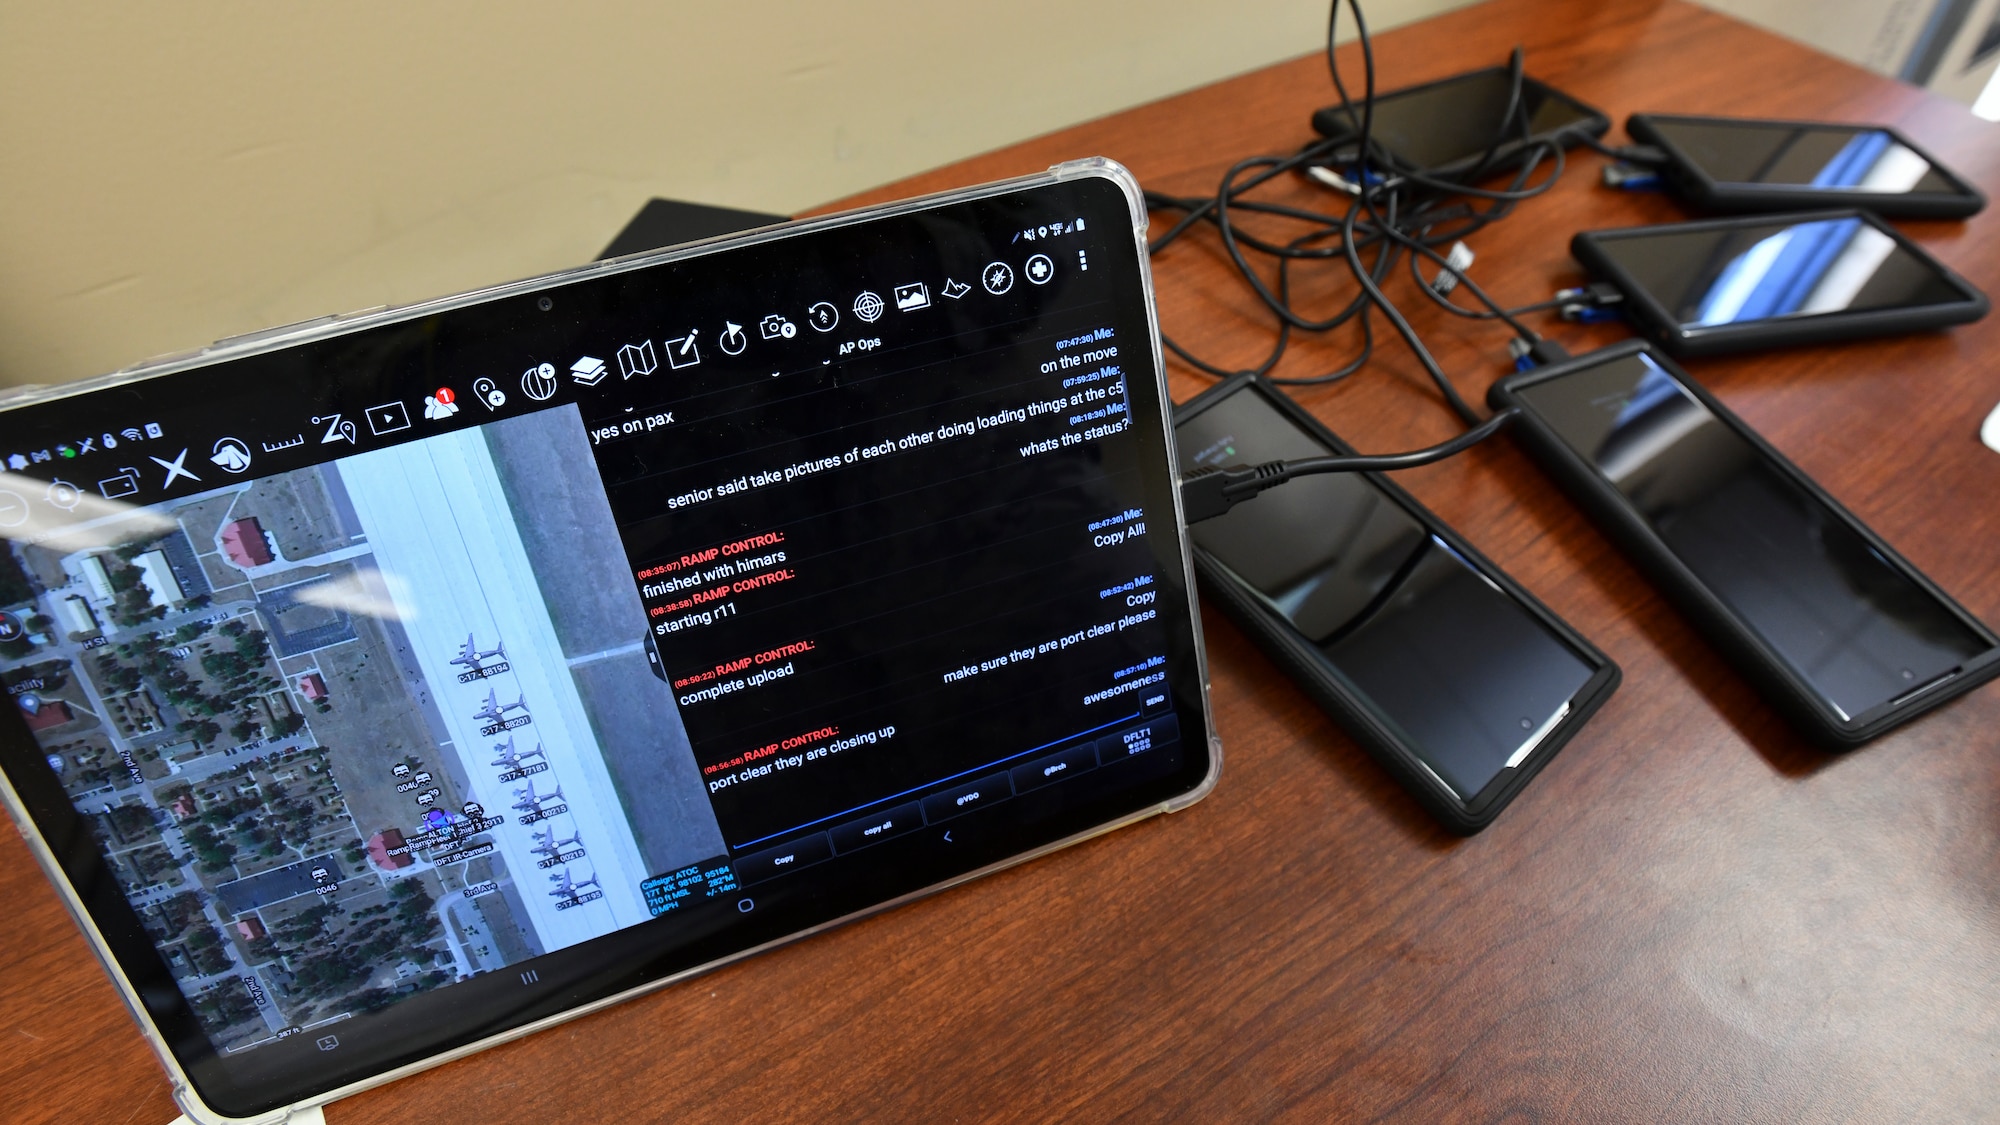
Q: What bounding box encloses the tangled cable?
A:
[1148,0,1579,428]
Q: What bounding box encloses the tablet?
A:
[1571,209,1989,357]
[0,159,1218,1123]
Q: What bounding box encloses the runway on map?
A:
[335,428,655,952]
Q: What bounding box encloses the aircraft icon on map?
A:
[531,826,584,862]
[473,688,530,726]
[511,780,564,814]
[549,867,601,906]
[451,634,507,671]
[490,736,546,772]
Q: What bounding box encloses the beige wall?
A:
[1701,0,2000,100]
[1702,0,1937,74]
[0,0,1469,389]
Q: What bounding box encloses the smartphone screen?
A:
[1646,117,1961,195]
[1314,68,1599,171]
[1175,385,1597,799]
[1589,214,1968,332]
[1513,350,1994,720]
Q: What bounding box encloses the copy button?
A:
[733,833,833,885]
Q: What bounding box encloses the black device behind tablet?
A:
[597,198,789,260]
[1174,376,1618,833]
[1309,65,1609,180]
[0,161,1219,1123]
[1490,342,2000,746]
[1626,113,1985,219]
[1571,209,1988,357]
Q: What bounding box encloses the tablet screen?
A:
[0,169,1211,1117]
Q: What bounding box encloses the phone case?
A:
[1175,376,1620,834]
[1626,113,1986,220]
[1309,66,1611,181]
[1488,340,2000,747]
[1571,208,1989,358]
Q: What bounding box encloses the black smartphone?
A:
[1310,66,1609,179]
[1626,113,1985,220]
[1174,376,1620,833]
[1571,209,1988,357]
[1489,341,2000,747]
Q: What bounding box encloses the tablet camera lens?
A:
[537,296,554,312]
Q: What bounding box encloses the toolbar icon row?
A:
[529,257,1061,398]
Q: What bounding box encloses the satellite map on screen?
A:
[0,407,722,1052]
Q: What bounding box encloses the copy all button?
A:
[828,801,924,854]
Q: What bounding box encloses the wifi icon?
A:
[120,428,143,442]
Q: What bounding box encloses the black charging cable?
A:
[1146,0,1576,406]
[1576,133,1668,167]
[1180,406,1522,524]
[1573,133,1670,189]
[1157,0,1587,525]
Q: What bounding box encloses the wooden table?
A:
[7,0,1998,1120]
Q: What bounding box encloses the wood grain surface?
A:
[5,1,1998,1121]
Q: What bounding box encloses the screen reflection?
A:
[1649,118,1955,193]
[1177,386,1594,797]
[1517,352,1991,719]
[1595,216,1967,330]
